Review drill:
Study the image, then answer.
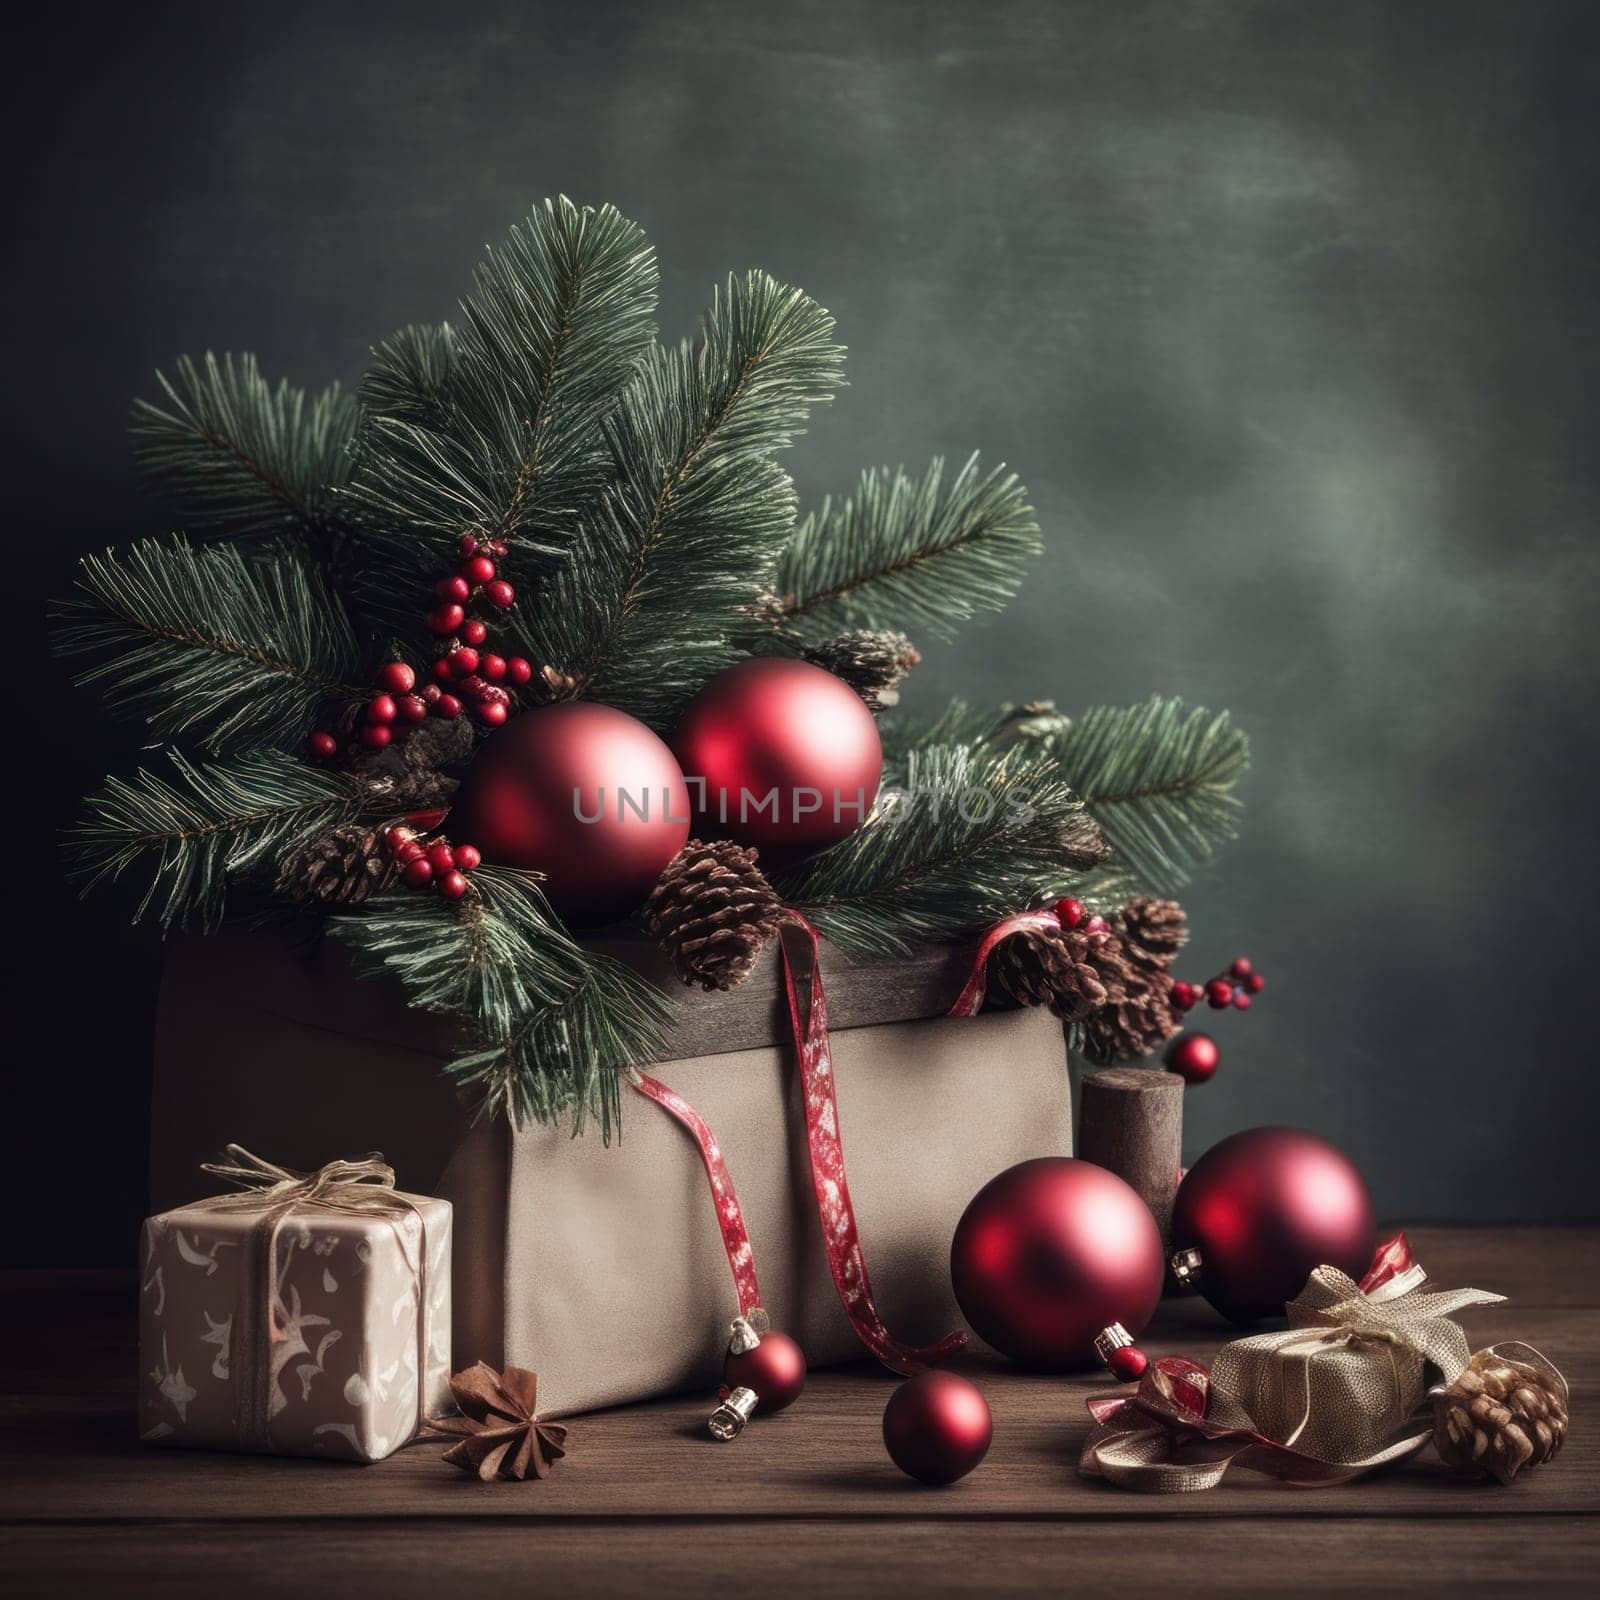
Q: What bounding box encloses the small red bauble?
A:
[1164,1031,1220,1085]
[307,731,338,760]
[436,869,469,901]
[461,554,497,586]
[1205,978,1234,1009]
[1107,1344,1148,1381]
[462,618,488,646]
[447,701,691,924]
[1054,897,1086,929]
[950,1158,1164,1369]
[1171,1127,1376,1324]
[506,657,533,686]
[365,694,397,725]
[359,723,392,749]
[481,653,507,682]
[434,693,464,720]
[429,602,465,636]
[484,579,515,609]
[453,843,482,872]
[402,857,434,888]
[378,661,415,695]
[475,699,509,727]
[425,842,456,873]
[448,648,480,678]
[882,1371,992,1486]
[723,1331,807,1414]
[672,658,882,851]
[437,575,471,604]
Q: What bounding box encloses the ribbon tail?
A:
[780,915,966,1374]
[946,910,1064,1017]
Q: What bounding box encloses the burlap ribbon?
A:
[195,1144,433,1452]
[1081,1249,1506,1492]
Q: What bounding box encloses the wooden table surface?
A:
[3,1227,1595,1597]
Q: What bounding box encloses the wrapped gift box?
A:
[150,930,1072,1417]
[139,1178,452,1461]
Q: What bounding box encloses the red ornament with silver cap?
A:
[721,1314,807,1418]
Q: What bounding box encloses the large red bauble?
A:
[950,1158,1165,1370]
[672,658,882,851]
[447,702,690,925]
[1170,1126,1376,1324]
[723,1330,807,1415]
[882,1371,993,1486]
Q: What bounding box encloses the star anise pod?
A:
[427,1362,569,1482]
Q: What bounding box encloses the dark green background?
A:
[12,0,1599,1261]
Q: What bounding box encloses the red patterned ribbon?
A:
[945,908,1064,1016]
[631,1072,763,1321]
[1359,1231,1426,1300]
[778,914,966,1374]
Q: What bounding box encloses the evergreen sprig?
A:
[69,750,367,930]
[776,744,1107,955]
[131,353,358,541]
[1045,697,1250,889]
[54,535,363,753]
[332,867,673,1135]
[771,454,1040,642]
[348,199,659,576]
[520,270,846,728]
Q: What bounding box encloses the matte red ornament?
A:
[723,1331,807,1415]
[1170,1126,1376,1324]
[672,657,882,851]
[950,1158,1164,1369]
[1164,1031,1220,1085]
[448,701,691,924]
[882,1371,992,1486]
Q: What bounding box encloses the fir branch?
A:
[771,454,1040,642]
[775,744,1107,956]
[1045,698,1250,890]
[53,535,363,753]
[69,750,366,930]
[348,198,658,574]
[131,354,358,540]
[522,270,846,728]
[331,867,673,1135]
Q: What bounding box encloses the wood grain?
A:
[2,1230,1594,1595]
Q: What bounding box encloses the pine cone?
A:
[523,663,588,705]
[1431,1348,1568,1484]
[643,839,785,992]
[990,926,1110,1022]
[275,823,399,907]
[349,715,474,809]
[1118,897,1188,972]
[802,631,921,711]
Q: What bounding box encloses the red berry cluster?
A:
[427,644,534,729]
[428,533,515,636]
[384,823,483,901]
[1171,956,1265,1016]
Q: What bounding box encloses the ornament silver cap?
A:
[708,1386,759,1441]
[1092,1323,1134,1365]
[1169,1247,1204,1287]
[728,1315,762,1356]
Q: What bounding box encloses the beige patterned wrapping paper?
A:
[138,1164,451,1463]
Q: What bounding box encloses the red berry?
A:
[478,683,511,707]
[308,731,338,760]
[426,842,456,873]
[453,843,482,872]
[506,657,533,686]
[481,653,507,682]
[1230,957,1253,979]
[437,869,469,900]
[1245,972,1265,994]
[1164,1031,1220,1085]
[378,661,416,695]
[385,826,414,851]
[1205,979,1234,1009]
[437,575,471,604]
[484,579,515,609]
[434,693,464,720]
[421,682,443,705]
[395,839,426,865]
[1232,992,1253,1011]
[433,658,453,683]
[1054,897,1086,929]
[360,723,392,749]
[428,602,465,636]
[1107,1345,1148,1382]
[397,694,428,725]
[458,534,479,558]
[1084,913,1109,935]
[475,698,509,727]
[365,694,398,725]
[402,857,434,888]
[461,554,497,586]
[462,619,488,646]
[1170,980,1199,1011]
[447,648,480,679]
